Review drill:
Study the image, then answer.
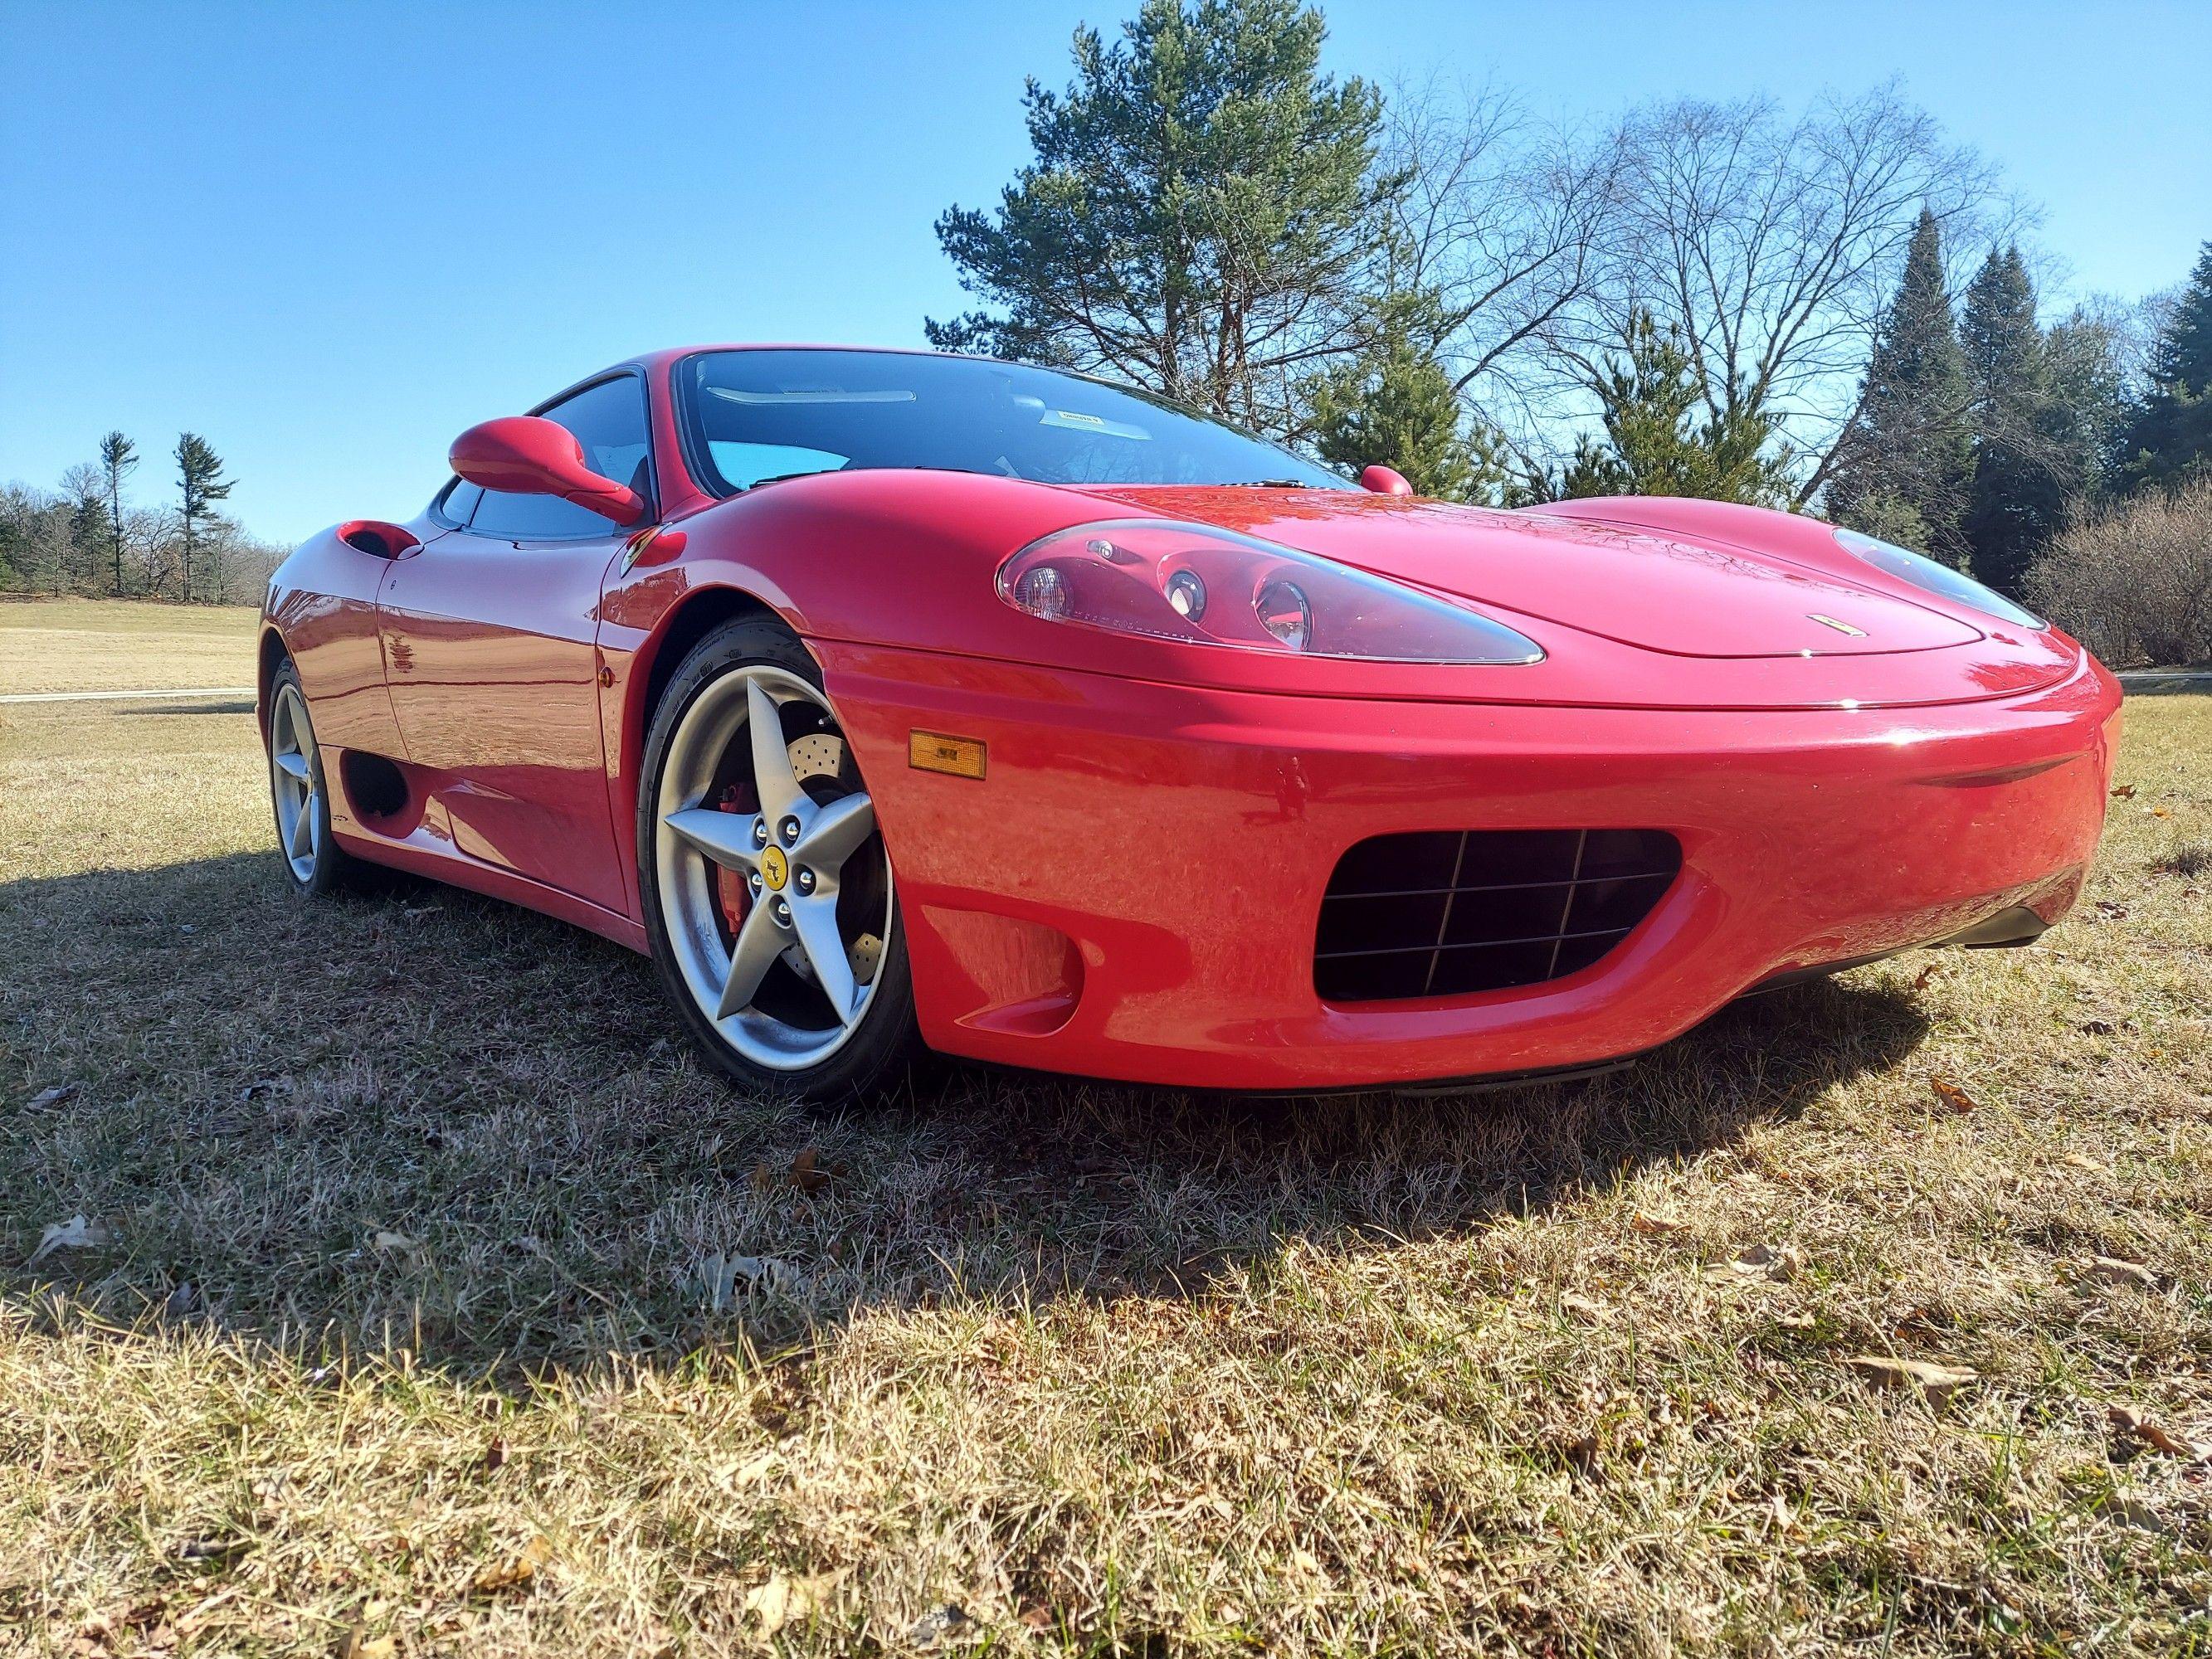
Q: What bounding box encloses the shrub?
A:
[2026,479,2212,665]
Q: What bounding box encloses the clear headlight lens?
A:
[998,519,1544,664]
[1834,528,2044,630]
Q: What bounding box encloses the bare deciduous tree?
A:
[1567,84,2008,505]
[1380,79,1624,473]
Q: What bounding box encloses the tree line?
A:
[0,430,287,605]
[933,0,2212,657]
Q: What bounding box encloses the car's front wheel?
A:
[637,618,918,1102]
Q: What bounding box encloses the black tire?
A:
[636,616,921,1102]
[266,659,365,897]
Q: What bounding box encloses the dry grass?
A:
[1,601,2207,1657]
[0,599,260,695]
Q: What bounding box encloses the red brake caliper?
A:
[714,783,751,934]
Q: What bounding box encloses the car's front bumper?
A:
[820,642,2123,1092]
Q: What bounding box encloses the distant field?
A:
[0,598,260,695]
[1,609,2207,1655]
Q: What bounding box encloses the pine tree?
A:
[99,431,137,596]
[1551,311,1792,504]
[1304,324,1502,501]
[175,433,232,603]
[1961,246,2062,596]
[1829,208,1973,563]
[927,0,1403,436]
[2120,241,2212,489]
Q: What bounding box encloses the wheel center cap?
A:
[760,844,789,892]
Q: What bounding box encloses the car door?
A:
[378,372,654,917]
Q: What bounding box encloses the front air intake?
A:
[1314,830,1681,1003]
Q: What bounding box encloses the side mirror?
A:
[449,416,646,526]
[1360,465,1414,497]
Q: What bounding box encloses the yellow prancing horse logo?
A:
[760,844,789,892]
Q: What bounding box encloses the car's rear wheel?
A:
[637,618,918,1102]
[265,661,363,895]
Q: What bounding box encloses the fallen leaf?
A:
[745,1569,840,1637]
[1630,1211,1690,1236]
[2109,784,2136,800]
[371,1230,418,1253]
[2109,1404,2205,1458]
[2081,1255,2156,1292]
[2101,1496,2171,1534]
[2151,806,2171,818]
[27,1083,77,1109]
[1911,963,1939,990]
[788,1148,830,1194]
[470,1533,551,1594]
[2059,1150,2102,1173]
[27,1214,114,1266]
[1559,1294,1611,1323]
[1845,1355,1979,1398]
[334,1628,396,1659]
[482,1438,509,1473]
[2078,1018,2116,1036]
[1927,1076,1976,1114]
[1730,1242,1796,1280]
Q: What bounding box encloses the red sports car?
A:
[260,346,2122,1100]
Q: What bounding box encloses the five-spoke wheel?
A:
[641,620,915,1096]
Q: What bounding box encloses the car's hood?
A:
[1071,486,1985,659]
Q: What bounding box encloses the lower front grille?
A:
[1314,829,1682,1003]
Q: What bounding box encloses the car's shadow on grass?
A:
[1,849,1929,1382]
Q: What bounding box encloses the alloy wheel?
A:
[653,666,894,1072]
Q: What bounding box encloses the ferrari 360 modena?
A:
[259,346,2122,1099]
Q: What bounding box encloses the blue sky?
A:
[2,0,2206,544]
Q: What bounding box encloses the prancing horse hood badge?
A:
[1807,614,1868,637]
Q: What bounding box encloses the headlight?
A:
[998,519,1544,664]
[1834,528,2044,630]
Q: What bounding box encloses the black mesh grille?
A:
[1314,830,1682,1003]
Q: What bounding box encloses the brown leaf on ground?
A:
[745,1569,841,1637]
[2081,1255,2157,1291]
[1927,1077,1976,1114]
[1630,1211,1690,1236]
[334,1629,396,1659]
[370,1229,418,1253]
[788,1147,831,1194]
[1845,1356,1979,1398]
[470,1533,551,1594]
[1730,1243,1799,1281]
[1911,963,1939,990]
[2109,1404,2205,1458]
[2110,784,2136,799]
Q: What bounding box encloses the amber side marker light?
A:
[909,731,987,780]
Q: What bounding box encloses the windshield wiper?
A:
[1220,478,1315,488]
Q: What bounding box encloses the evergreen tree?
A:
[99,431,137,596]
[1961,246,2062,596]
[2120,241,2212,489]
[1552,310,1792,504]
[175,433,232,602]
[1828,207,1973,563]
[1304,322,1502,500]
[928,0,1404,436]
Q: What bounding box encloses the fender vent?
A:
[1315,830,1681,1003]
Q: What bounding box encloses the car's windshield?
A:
[677,349,1348,494]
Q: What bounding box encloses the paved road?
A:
[0,685,256,705]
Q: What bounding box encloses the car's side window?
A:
[469,374,653,542]
[439,479,483,527]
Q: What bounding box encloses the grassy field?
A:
[1,599,2206,1657]
[0,599,261,696]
